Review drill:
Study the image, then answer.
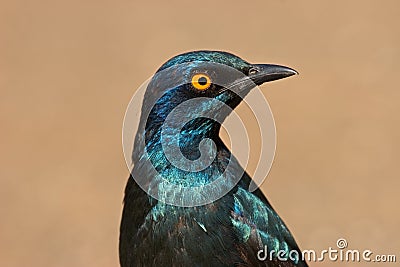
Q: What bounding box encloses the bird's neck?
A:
[137,118,229,186]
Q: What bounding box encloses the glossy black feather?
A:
[119,51,307,267]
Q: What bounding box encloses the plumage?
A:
[120,51,307,267]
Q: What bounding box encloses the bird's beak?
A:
[248,64,298,85]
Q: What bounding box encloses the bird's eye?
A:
[191,73,211,91]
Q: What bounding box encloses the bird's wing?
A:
[231,184,308,267]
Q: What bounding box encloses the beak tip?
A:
[285,67,299,76]
[250,64,299,84]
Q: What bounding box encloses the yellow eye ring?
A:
[191,73,211,91]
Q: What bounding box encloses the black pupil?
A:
[198,76,208,86]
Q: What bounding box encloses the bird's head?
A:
[139,51,297,142]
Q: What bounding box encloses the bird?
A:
[119,51,307,267]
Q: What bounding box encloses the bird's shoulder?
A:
[121,173,306,266]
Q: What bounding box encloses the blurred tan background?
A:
[1,1,399,266]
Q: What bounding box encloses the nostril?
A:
[248,67,259,75]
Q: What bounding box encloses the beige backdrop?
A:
[1,1,399,266]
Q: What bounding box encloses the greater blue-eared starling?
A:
[120,51,307,267]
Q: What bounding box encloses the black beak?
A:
[248,64,298,85]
